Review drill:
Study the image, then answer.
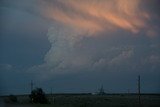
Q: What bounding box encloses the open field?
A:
[1,94,160,107]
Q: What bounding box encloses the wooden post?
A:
[31,80,33,92]
[138,75,141,106]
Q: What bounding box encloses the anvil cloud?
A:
[28,0,160,77]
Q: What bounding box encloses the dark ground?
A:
[1,94,160,107]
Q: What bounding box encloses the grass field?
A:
[2,94,160,107]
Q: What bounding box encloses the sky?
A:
[0,0,160,95]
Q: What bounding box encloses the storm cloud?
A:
[27,0,160,78]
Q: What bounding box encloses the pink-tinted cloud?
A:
[44,0,150,34]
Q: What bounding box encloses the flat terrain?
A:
[1,94,160,107]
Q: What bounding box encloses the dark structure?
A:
[98,85,106,95]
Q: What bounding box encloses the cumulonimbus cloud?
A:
[28,0,160,77]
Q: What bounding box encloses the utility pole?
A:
[30,80,34,92]
[51,87,52,95]
[50,87,55,103]
[127,89,130,94]
[138,75,141,106]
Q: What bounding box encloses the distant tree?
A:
[29,88,48,104]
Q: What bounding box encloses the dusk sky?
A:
[0,0,160,95]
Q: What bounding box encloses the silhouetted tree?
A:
[29,88,48,104]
